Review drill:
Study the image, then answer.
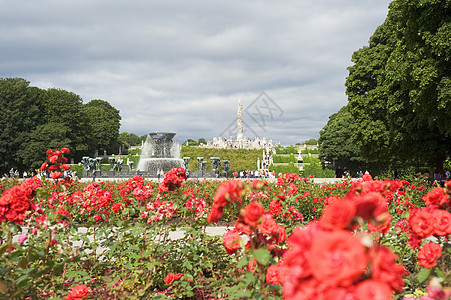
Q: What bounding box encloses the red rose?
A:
[40,162,48,171]
[68,284,91,299]
[235,220,252,235]
[259,213,277,235]
[410,209,434,238]
[283,277,322,300]
[62,164,71,170]
[266,264,281,285]
[243,202,264,227]
[0,186,28,206]
[269,199,282,216]
[369,245,405,292]
[323,194,340,206]
[354,280,392,300]
[418,242,442,269]
[248,259,257,273]
[164,273,176,284]
[59,156,68,164]
[424,187,448,206]
[353,192,387,221]
[273,224,287,244]
[51,172,62,179]
[213,180,243,207]
[319,198,355,230]
[362,173,372,181]
[222,230,241,255]
[10,197,30,213]
[49,155,59,163]
[5,209,24,223]
[432,209,451,236]
[309,229,367,287]
[158,181,169,192]
[48,164,58,171]
[174,273,183,279]
[206,205,223,223]
[367,214,392,234]
[282,225,323,300]
[61,147,70,153]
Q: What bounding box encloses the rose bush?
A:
[0,148,449,299]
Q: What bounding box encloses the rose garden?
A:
[0,147,449,299]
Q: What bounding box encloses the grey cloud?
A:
[0,0,391,144]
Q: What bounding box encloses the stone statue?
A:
[88,158,96,171]
[197,157,204,171]
[183,157,191,170]
[210,157,221,170]
[81,157,90,171]
[114,159,123,171]
[108,157,116,171]
[237,99,244,141]
[95,157,102,171]
[222,160,230,173]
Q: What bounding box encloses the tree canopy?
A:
[0,77,122,174]
[319,106,366,172]
[119,132,143,148]
[0,78,43,173]
[344,0,451,171]
[83,99,121,155]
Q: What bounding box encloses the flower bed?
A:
[0,148,450,299]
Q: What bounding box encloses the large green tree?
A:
[42,88,95,161]
[0,78,43,173]
[0,78,122,172]
[17,123,73,170]
[345,0,451,170]
[83,99,121,155]
[119,132,143,148]
[318,106,366,173]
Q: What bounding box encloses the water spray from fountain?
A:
[137,132,184,173]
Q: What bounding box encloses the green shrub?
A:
[301,149,319,154]
[274,145,298,154]
[303,163,335,178]
[272,154,297,163]
[301,156,320,164]
[128,148,141,156]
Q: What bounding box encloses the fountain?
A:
[137,132,184,174]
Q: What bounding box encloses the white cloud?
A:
[0,0,391,144]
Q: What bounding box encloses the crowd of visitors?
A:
[1,168,79,181]
[236,170,275,179]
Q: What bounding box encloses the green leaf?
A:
[19,256,28,269]
[416,267,431,283]
[15,275,29,288]
[183,261,193,271]
[0,243,8,257]
[236,256,250,269]
[253,248,270,266]
[435,268,445,279]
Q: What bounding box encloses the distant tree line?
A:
[319,0,450,178]
[0,77,121,174]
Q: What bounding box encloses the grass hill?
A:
[180,146,262,173]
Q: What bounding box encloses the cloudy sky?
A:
[1,0,391,144]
